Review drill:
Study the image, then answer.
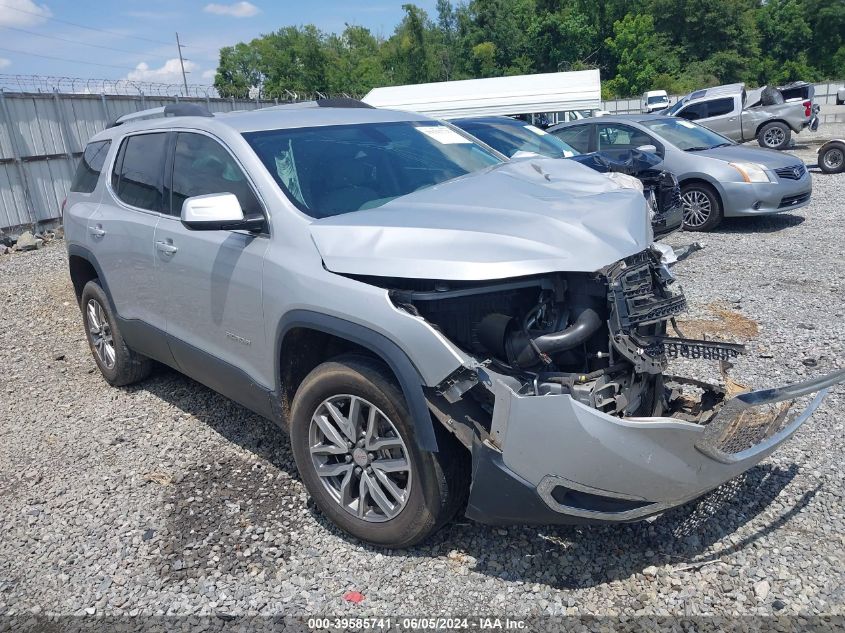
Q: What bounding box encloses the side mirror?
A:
[635,144,658,154]
[181,193,264,232]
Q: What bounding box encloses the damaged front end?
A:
[379,248,844,524]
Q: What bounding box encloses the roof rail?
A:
[315,97,374,109]
[108,103,213,128]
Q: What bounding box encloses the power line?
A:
[0,45,141,71]
[0,1,175,47]
[0,25,173,60]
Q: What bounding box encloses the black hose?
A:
[507,307,602,367]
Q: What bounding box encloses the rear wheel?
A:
[818,142,845,174]
[80,280,153,386]
[681,182,723,232]
[289,355,468,548]
[757,122,791,150]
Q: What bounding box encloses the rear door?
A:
[154,130,270,394]
[87,132,168,330]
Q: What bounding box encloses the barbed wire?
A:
[0,74,365,102]
[0,74,222,97]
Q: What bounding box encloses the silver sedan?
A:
[548,114,812,231]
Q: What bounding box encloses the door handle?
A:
[156,240,178,255]
[89,226,106,238]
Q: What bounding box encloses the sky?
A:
[0,0,440,85]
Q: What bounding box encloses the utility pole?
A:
[175,32,189,96]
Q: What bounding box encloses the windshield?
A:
[647,95,668,104]
[666,97,688,115]
[453,118,580,159]
[243,121,502,218]
[640,118,734,150]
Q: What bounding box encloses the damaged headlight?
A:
[728,162,772,183]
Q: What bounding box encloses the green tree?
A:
[604,13,678,97]
[215,42,265,98]
[325,26,385,95]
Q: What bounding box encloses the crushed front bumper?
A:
[465,369,845,525]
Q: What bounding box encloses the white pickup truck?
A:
[665,83,817,150]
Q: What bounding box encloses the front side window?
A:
[707,98,734,118]
[455,119,579,159]
[71,140,111,193]
[676,102,708,121]
[243,121,501,218]
[170,132,263,219]
[551,125,592,153]
[597,124,654,150]
[111,133,167,211]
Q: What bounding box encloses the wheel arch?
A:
[275,310,439,452]
[756,118,793,137]
[67,244,115,310]
[679,176,724,207]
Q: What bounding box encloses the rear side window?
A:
[170,132,263,219]
[111,133,167,211]
[70,140,110,193]
[552,125,592,153]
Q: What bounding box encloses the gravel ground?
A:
[0,156,843,626]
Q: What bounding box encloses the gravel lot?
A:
[0,150,843,625]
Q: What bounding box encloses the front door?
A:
[154,131,271,404]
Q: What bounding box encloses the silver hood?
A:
[310,158,653,281]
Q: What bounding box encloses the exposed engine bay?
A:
[360,248,745,430]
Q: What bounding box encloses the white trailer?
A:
[362,69,601,120]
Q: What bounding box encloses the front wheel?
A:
[289,355,468,548]
[681,182,723,232]
[818,142,845,174]
[757,122,791,150]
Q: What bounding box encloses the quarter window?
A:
[111,133,167,211]
[170,132,263,219]
[71,140,110,193]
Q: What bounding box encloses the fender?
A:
[67,243,116,311]
[275,310,438,452]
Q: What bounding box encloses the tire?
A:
[757,121,791,150]
[818,142,845,174]
[290,355,469,548]
[80,280,153,387]
[680,182,723,232]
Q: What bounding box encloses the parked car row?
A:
[64,98,844,548]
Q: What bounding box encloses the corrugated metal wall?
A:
[0,91,275,232]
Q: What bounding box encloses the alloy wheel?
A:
[822,147,843,171]
[308,394,411,522]
[763,127,785,148]
[681,189,712,228]
[86,298,115,368]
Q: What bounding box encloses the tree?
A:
[215,42,265,98]
[604,13,678,97]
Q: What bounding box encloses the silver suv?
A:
[65,100,844,548]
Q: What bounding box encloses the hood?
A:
[697,145,802,168]
[309,158,652,281]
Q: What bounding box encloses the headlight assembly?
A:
[728,162,772,183]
